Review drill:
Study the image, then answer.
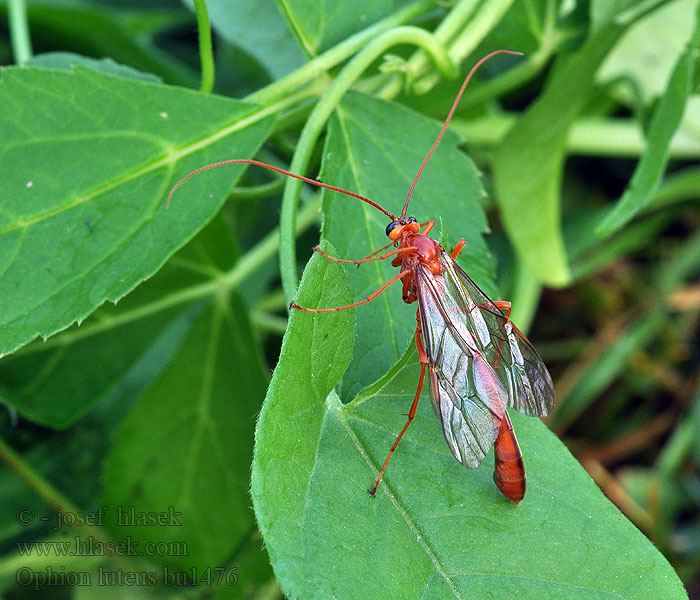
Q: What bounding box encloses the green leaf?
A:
[102,290,269,573]
[320,91,491,401]
[0,66,273,356]
[27,51,162,82]
[252,258,686,599]
[274,0,414,56]
[596,2,699,237]
[492,23,626,287]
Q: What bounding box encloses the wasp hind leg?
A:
[369,310,428,496]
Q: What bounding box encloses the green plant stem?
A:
[379,0,515,99]
[650,166,700,208]
[256,288,287,313]
[193,0,215,93]
[378,0,481,99]
[8,0,32,64]
[413,0,515,94]
[246,0,436,106]
[278,26,456,304]
[0,435,75,513]
[655,404,696,476]
[0,436,143,573]
[445,0,514,61]
[451,114,700,158]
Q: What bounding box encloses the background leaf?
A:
[27,51,162,82]
[0,66,272,356]
[0,216,238,428]
[102,288,269,573]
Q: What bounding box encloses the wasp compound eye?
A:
[385,221,399,237]
[407,217,417,223]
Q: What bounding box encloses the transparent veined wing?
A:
[438,253,554,418]
[416,263,509,469]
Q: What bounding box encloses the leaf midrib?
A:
[327,393,466,600]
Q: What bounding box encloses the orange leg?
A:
[493,300,511,317]
[421,220,435,235]
[369,310,428,496]
[451,238,466,260]
[290,270,409,313]
[313,245,416,265]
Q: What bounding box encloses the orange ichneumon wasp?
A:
[168,50,555,503]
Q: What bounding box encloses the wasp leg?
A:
[369,310,428,496]
[290,271,409,313]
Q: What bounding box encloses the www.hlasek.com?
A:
[15,566,239,590]
[16,535,187,558]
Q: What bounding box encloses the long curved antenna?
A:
[400,49,524,218]
[167,159,397,220]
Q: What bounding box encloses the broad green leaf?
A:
[492,23,626,286]
[252,253,686,599]
[102,289,269,573]
[596,3,699,237]
[193,0,307,79]
[320,91,491,401]
[0,66,273,356]
[27,51,162,82]
[274,0,414,56]
[0,216,237,428]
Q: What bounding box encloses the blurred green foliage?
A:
[0,0,698,598]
